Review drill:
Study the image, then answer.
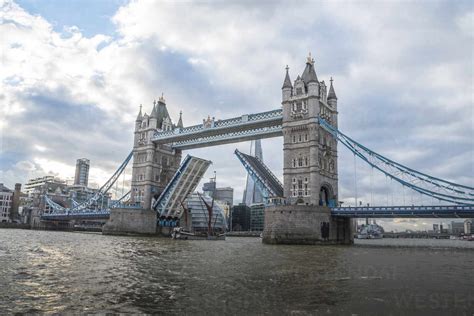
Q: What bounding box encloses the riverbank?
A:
[0,223,30,229]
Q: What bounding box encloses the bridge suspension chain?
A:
[319,118,474,206]
[44,151,134,214]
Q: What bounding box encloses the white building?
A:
[0,184,13,223]
[24,176,65,195]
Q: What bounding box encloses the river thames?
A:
[0,229,472,315]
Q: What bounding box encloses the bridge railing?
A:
[331,205,474,218]
[153,109,283,141]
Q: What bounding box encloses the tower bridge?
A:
[43,54,474,244]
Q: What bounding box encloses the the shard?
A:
[242,140,264,205]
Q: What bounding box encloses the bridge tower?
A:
[131,96,182,210]
[281,54,338,207]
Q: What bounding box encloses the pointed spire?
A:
[177,111,183,128]
[136,104,143,121]
[328,77,338,100]
[282,65,292,89]
[150,102,158,118]
[159,92,165,103]
[302,52,318,83]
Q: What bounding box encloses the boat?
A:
[170,193,226,240]
[356,223,384,239]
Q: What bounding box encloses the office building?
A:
[74,158,90,186]
[231,203,251,231]
[0,184,13,223]
[250,203,265,231]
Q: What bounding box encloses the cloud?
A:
[0,0,472,231]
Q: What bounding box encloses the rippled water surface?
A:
[1,229,473,315]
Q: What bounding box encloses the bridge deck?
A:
[154,155,211,216]
[235,149,284,198]
[331,205,474,218]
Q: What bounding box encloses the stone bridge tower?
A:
[281,54,339,207]
[131,96,182,210]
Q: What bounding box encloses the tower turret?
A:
[327,77,337,108]
[177,111,183,129]
[150,100,158,128]
[320,80,327,103]
[282,65,293,102]
[135,105,143,131]
[302,53,319,97]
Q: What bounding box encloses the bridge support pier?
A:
[262,205,353,245]
[102,208,157,236]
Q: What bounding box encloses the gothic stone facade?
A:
[281,55,339,207]
[131,97,183,210]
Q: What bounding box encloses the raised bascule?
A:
[43,53,474,243]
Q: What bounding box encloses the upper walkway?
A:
[152,109,283,149]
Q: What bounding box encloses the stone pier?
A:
[262,205,353,245]
[102,207,157,236]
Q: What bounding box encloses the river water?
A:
[0,229,472,315]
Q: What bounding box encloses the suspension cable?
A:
[354,153,358,207]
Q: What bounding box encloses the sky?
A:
[1,0,473,231]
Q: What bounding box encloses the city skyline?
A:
[1,0,473,231]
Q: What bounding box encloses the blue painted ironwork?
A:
[172,125,283,150]
[153,109,283,141]
[72,151,133,213]
[235,149,284,204]
[153,155,193,214]
[42,152,133,220]
[332,205,474,218]
[152,155,211,216]
[109,190,131,208]
[44,195,66,213]
[318,117,474,206]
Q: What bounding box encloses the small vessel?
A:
[356,223,384,239]
[170,194,226,240]
[171,227,225,240]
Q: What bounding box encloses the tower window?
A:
[298,134,302,142]
[305,134,308,141]
[296,88,303,95]
[293,135,296,143]
[298,158,303,167]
